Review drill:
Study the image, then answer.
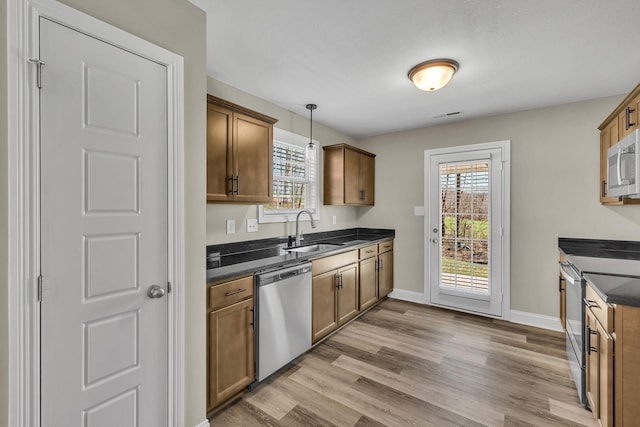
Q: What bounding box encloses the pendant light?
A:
[408,59,459,91]
[306,103,317,148]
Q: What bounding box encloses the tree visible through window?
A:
[259,128,318,223]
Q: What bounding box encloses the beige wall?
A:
[1,0,9,423]
[356,95,640,317]
[31,1,207,425]
[206,78,360,244]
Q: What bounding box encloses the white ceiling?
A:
[201,0,640,138]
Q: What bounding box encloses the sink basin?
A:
[286,243,344,253]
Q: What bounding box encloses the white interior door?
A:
[425,142,509,318]
[39,17,169,426]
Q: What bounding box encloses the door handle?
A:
[431,238,438,244]
[147,285,166,299]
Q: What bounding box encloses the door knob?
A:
[147,285,166,299]
[431,238,438,244]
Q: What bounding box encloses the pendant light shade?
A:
[408,59,459,91]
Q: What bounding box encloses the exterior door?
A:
[426,143,508,317]
[39,17,169,426]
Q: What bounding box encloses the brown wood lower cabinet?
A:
[584,280,640,427]
[312,250,359,343]
[378,247,393,298]
[207,275,254,412]
[359,255,378,311]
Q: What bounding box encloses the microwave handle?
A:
[616,144,623,186]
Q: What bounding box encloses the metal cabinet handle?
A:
[359,190,365,200]
[588,328,598,354]
[626,106,636,130]
[584,299,600,310]
[235,175,240,194]
[224,288,246,297]
[601,180,607,198]
[379,260,383,271]
[147,285,166,299]
[375,260,379,272]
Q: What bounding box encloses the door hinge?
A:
[37,275,44,302]
[167,281,172,293]
[28,58,45,89]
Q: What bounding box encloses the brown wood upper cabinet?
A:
[323,144,375,206]
[598,83,640,205]
[207,95,278,203]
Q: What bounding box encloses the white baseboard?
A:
[510,310,563,332]
[388,289,428,304]
[194,419,210,427]
[389,291,562,332]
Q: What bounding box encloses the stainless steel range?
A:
[560,253,640,408]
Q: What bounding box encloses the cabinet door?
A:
[597,319,613,427]
[312,270,338,342]
[618,92,640,140]
[585,309,599,417]
[233,112,273,203]
[359,153,375,205]
[359,256,378,311]
[207,104,233,201]
[600,120,621,204]
[378,250,394,298]
[337,263,359,325]
[344,148,362,204]
[208,298,254,411]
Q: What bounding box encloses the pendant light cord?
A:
[306,103,317,148]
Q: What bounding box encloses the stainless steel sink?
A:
[286,243,344,253]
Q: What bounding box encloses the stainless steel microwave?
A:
[608,129,640,198]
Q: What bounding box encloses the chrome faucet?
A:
[294,209,316,247]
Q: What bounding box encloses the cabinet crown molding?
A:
[207,94,278,125]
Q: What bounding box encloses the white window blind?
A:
[259,128,318,223]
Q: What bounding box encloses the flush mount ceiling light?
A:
[408,59,459,91]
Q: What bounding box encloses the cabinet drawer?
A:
[208,275,254,311]
[585,283,613,333]
[359,244,378,259]
[312,250,358,276]
[379,240,393,253]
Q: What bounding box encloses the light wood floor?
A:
[211,299,596,427]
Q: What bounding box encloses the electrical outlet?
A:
[247,218,258,233]
[332,215,337,225]
[226,219,235,234]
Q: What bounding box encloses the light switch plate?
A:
[226,219,235,234]
[332,215,337,225]
[414,206,425,216]
[247,218,258,233]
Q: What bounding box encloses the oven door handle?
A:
[559,262,580,286]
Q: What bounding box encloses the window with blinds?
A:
[259,128,318,223]
[439,161,490,293]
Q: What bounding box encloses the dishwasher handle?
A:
[257,263,312,286]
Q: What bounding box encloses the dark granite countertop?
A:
[559,237,640,307]
[206,228,395,283]
[584,273,640,307]
[558,237,640,260]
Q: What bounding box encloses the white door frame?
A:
[7,1,186,426]
[424,140,511,320]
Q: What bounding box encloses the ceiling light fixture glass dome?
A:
[408,59,459,91]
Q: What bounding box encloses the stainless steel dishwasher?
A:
[255,262,312,382]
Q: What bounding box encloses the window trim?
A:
[258,128,320,224]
